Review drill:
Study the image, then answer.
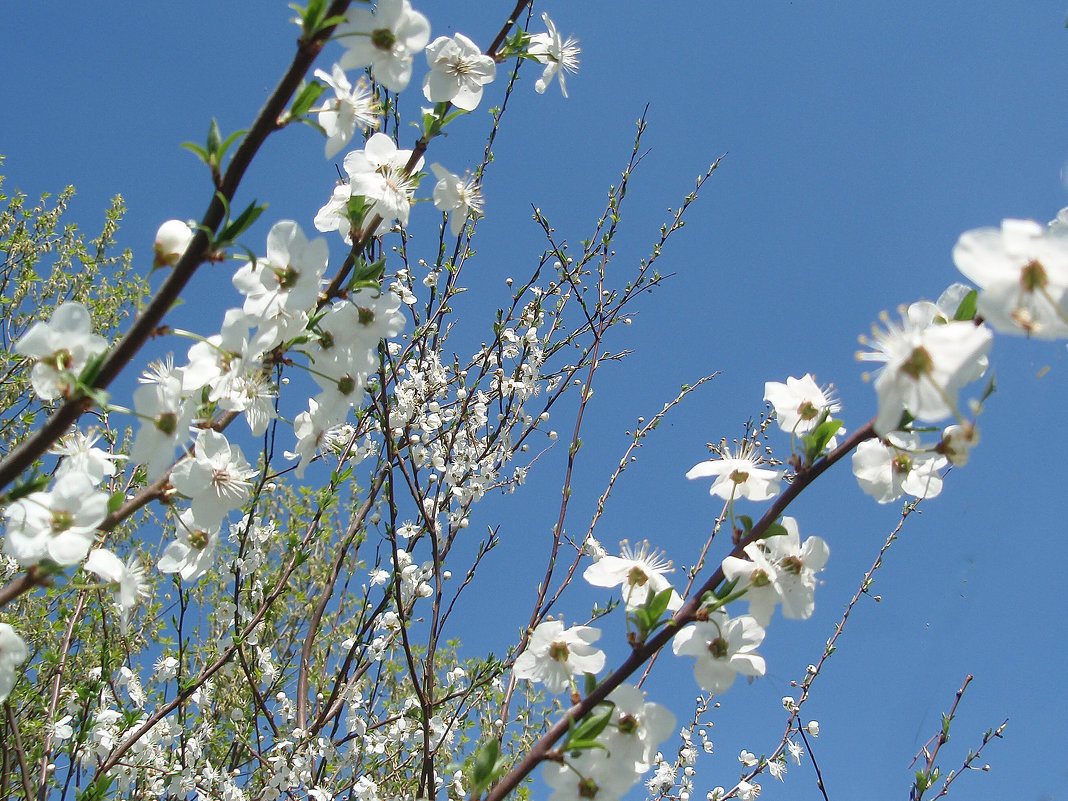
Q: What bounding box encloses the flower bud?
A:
[153,219,193,268]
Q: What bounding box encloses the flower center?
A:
[708,636,729,660]
[1020,259,1048,293]
[627,566,649,587]
[617,713,638,735]
[781,555,804,575]
[797,400,818,421]
[548,640,570,662]
[278,264,299,290]
[51,510,74,532]
[50,348,74,372]
[729,469,750,484]
[337,375,356,396]
[900,345,934,380]
[189,527,210,550]
[155,412,178,436]
[371,28,396,52]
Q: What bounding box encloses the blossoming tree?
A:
[0,2,1062,800]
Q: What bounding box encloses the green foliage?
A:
[0,159,148,460]
[181,119,246,187]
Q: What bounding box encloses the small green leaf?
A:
[471,738,499,789]
[180,141,210,164]
[107,490,125,514]
[583,672,598,697]
[207,118,223,156]
[3,472,51,504]
[567,702,614,746]
[804,417,843,460]
[348,254,387,290]
[216,199,267,246]
[290,80,327,118]
[217,128,247,163]
[761,521,788,540]
[644,586,673,623]
[953,289,978,321]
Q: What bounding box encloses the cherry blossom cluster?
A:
[3,0,1053,798]
[0,0,584,773]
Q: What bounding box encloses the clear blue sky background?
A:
[3,2,1067,799]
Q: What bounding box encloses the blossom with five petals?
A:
[316,132,423,239]
[852,432,947,504]
[170,429,255,525]
[528,13,580,97]
[513,619,606,694]
[423,33,496,110]
[672,609,766,694]
[84,548,150,633]
[14,302,108,400]
[764,374,841,440]
[583,540,682,611]
[3,472,107,567]
[953,218,1068,339]
[857,309,991,435]
[336,0,430,92]
[430,164,484,236]
[686,442,782,502]
[313,64,379,159]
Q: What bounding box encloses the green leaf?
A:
[215,199,267,247]
[471,738,500,790]
[566,702,615,747]
[77,773,115,801]
[761,521,788,540]
[3,472,51,504]
[347,255,387,291]
[804,417,843,460]
[217,128,247,163]
[644,586,673,623]
[180,141,210,165]
[583,672,598,697]
[107,490,125,514]
[290,80,327,118]
[953,289,978,321]
[207,118,222,156]
[713,576,740,601]
[77,350,107,390]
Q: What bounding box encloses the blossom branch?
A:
[482,418,876,801]
[0,0,358,493]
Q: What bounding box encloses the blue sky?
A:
[3,2,1068,799]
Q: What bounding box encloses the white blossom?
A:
[313,64,379,158]
[14,302,108,400]
[430,163,484,236]
[858,309,991,436]
[513,620,605,694]
[528,13,580,98]
[672,610,766,694]
[423,33,496,110]
[686,442,782,502]
[336,0,430,92]
[0,624,28,702]
[583,540,682,611]
[84,548,150,633]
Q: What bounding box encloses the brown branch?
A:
[0,0,357,493]
[482,418,877,801]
